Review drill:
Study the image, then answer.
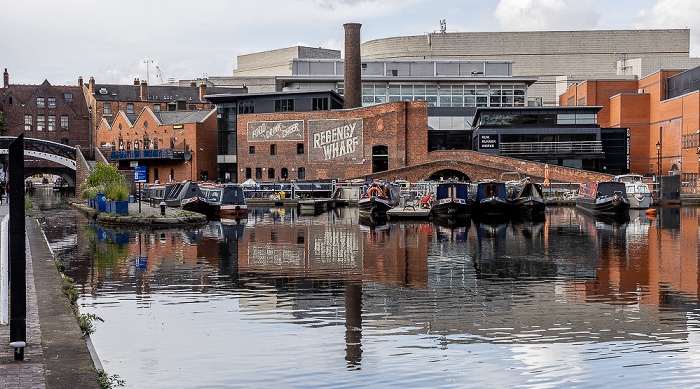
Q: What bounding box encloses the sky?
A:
[2,0,700,86]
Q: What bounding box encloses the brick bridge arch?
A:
[358,150,614,184]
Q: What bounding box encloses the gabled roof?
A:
[2,81,88,116]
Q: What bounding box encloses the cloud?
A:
[493,0,600,31]
[633,0,700,55]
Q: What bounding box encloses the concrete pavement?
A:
[0,199,100,388]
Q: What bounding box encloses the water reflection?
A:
[32,190,700,387]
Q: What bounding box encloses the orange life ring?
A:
[368,186,382,197]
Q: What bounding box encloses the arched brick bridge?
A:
[359,150,615,184]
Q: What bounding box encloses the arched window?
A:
[372,145,388,173]
[268,168,275,179]
[297,167,305,179]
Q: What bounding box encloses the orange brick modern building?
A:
[96,107,218,183]
[560,67,700,191]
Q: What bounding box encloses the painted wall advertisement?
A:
[247,120,304,142]
[308,118,363,163]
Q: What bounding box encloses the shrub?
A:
[105,180,130,201]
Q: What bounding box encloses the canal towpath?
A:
[0,200,101,388]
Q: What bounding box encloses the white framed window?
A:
[48,115,56,131]
[61,115,68,131]
[48,97,56,108]
[37,115,45,131]
[103,102,111,116]
[24,114,32,131]
[37,97,45,108]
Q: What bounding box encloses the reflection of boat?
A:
[432,182,471,219]
[358,181,400,220]
[614,174,652,209]
[576,181,630,219]
[504,177,546,220]
[469,180,509,219]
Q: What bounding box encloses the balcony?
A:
[110,148,185,161]
[499,141,603,157]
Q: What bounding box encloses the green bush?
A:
[81,163,130,201]
[105,180,130,201]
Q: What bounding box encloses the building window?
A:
[24,115,32,131]
[255,168,262,180]
[134,140,139,150]
[249,145,255,154]
[153,104,161,112]
[154,169,159,182]
[238,101,254,114]
[37,97,45,108]
[37,115,45,131]
[372,145,389,173]
[48,97,56,108]
[127,103,134,114]
[103,102,111,116]
[64,93,73,100]
[297,143,304,154]
[60,115,68,131]
[281,168,288,180]
[312,97,328,111]
[297,167,305,179]
[268,168,275,179]
[126,141,131,150]
[274,99,294,112]
[246,168,252,179]
[47,115,56,131]
[189,105,196,111]
[270,144,276,155]
[170,169,175,182]
[61,138,69,145]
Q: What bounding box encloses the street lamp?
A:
[656,141,661,177]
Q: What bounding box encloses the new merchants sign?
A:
[308,118,363,163]
[247,120,304,142]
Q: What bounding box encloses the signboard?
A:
[247,120,304,142]
[308,118,363,163]
[134,165,147,183]
[129,160,138,167]
[479,134,499,150]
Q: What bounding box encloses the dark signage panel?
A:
[479,134,499,150]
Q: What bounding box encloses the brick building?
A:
[1,68,90,153]
[560,66,700,192]
[234,100,428,182]
[83,76,245,158]
[96,107,218,183]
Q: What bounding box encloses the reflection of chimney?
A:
[3,68,9,88]
[199,83,207,101]
[343,23,362,109]
[140,80,148,100]
[78,76,83,87]
[88,77,95,94]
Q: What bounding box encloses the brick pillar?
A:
[343,23,362,109]
[141,80,148,100]
[199,83,207,102]
[3,68,8,89]
[88,77,95,94]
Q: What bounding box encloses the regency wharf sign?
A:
[308,118,363,163]
[247,120,304,142]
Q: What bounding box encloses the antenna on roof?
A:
[144,59,154,84]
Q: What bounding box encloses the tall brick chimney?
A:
[190,80,197,87]
[78,76,83,87]
[3,68,8,89]
[343,23,362,109]
[88,77,95,94]
[140,80,148,100]
[199,83,207,102]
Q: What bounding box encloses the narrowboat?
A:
[614,174,652,209]
[469,180,509,219]
[576,181,630,218]
[358,180,400,219]
[163,180,204,207]
[505,177,546,219]
[201,183,247,217]
[432,182,471,219]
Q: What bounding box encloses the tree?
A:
[0,111,7,135]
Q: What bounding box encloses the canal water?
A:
[35,189,700,388]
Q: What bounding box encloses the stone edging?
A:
[66,199,208,227]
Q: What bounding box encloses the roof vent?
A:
[99,88,108,94]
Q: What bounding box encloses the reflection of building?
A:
[96,107,218,182]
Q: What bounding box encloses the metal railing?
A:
[110,148,184,160]
[499,141,603,155]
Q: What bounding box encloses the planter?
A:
[112,200,129,216]
[97,193,107,212]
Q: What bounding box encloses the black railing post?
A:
[9,134,26,361]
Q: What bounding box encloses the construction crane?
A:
[155,66,164,84]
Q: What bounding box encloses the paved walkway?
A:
[0,198,100,388]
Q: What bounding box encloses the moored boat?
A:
[576,181,630,219]
[358,180,400,219]
[614,174,652,209]
[432,182,471,219]
[469,180,509,220]
[504,177,546,220]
